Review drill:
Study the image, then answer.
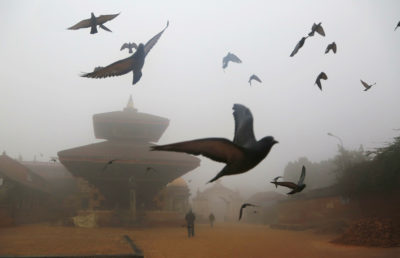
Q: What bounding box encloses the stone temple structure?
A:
[58,96,200,219]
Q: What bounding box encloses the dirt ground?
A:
[0,223,399,258]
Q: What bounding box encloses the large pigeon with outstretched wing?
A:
[150,104,278,183]
[81,21,169,85]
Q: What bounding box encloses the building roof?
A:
[0,154,51,193]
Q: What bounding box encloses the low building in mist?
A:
[0,152,56,226]
[191,181,243,222]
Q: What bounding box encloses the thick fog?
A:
[1,0,400,197]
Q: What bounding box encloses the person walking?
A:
[185,209,196,238]
[209,213,215,227]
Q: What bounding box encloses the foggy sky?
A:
[1,0,400,197]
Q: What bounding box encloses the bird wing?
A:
[81,56,134,79]
[290,39,303,57]
[315,79,322,90]
[130,42,138,49]
[332,42,337,53]
[68,18,92,30]
[273,181,298,190]
[298,166,306,185]
[239,203,258,220]
[252,75,262,83]
[227,53,242,63]
[96,13,120,24]
[151,137,245,163]
[360,80,369,89]
[120,43,129,51]
[273,176,283,181]
[316,25,325,36]
[325,44,332,54]
[99,24,112,32]
[144,21,169,57]
[232,104,257,147]
[319,72,328,80]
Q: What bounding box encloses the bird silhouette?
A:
[290,36,308,57]
[120,42,138,54]
[271,176,283,188]
[315,72,328,91]
[222,52,242,69]
[360,80,376,91]
[82,21,169,85]
[50,157,58,163]
[395,21,400,31]
[248,74,262,86]
[271,166,306,194]
[150,104,278,183]
[308,22,325,37]
[239,203,259,220]
[103,159,118,171]
[68,12,120,34]
[325,42,337,54]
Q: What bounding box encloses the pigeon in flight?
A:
[308,22,325,37]
[68,12,120,34]
[395,21,400,31]
[150,104,278,183]
[315,72,328,91]
[103,159,118,171]
[82,21,169,85]
[222,52,242,69]
[360,80,376,91]
[325,42,337,54]
[271,166,306,194]
[248,74,262,86]
[271,176,283,188]
[121,42,138,54]
[239,203,259,220]
[50,157,58,163]
[290,36,308,57]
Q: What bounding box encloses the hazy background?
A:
[1,0,399,197]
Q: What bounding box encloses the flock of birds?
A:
[67,13,399,221]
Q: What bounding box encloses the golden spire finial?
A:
[124,95,137,111]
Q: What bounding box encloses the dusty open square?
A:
[0,223,399,258]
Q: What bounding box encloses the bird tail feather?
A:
[90,25,98,34]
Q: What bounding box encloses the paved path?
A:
[0,223,399,258]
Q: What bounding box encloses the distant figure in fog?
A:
[209,213,215,227]
[185,209,196,238]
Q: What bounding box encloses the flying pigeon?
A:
[290,36,308,57]
[239,203,259,220]
[248,74,262,86]
[50,157,58,163]
[222,52,242,69]
[315,72,328,91]
[308,22,325,37]
[82,21,169,85]
[325,42,337,54]
[103,159,118,171]
[68,12,120,34]
[395,21,400,31]
[271,176,283,188]
[360,80,376,91]
[271,166,306,194]
[120,42,138,54]
[150,104,278,183]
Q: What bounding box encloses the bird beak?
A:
[273,140,279,144]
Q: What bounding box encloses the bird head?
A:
[137,43,145,50]
[91,12,95,18]
[260,136,278,146]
